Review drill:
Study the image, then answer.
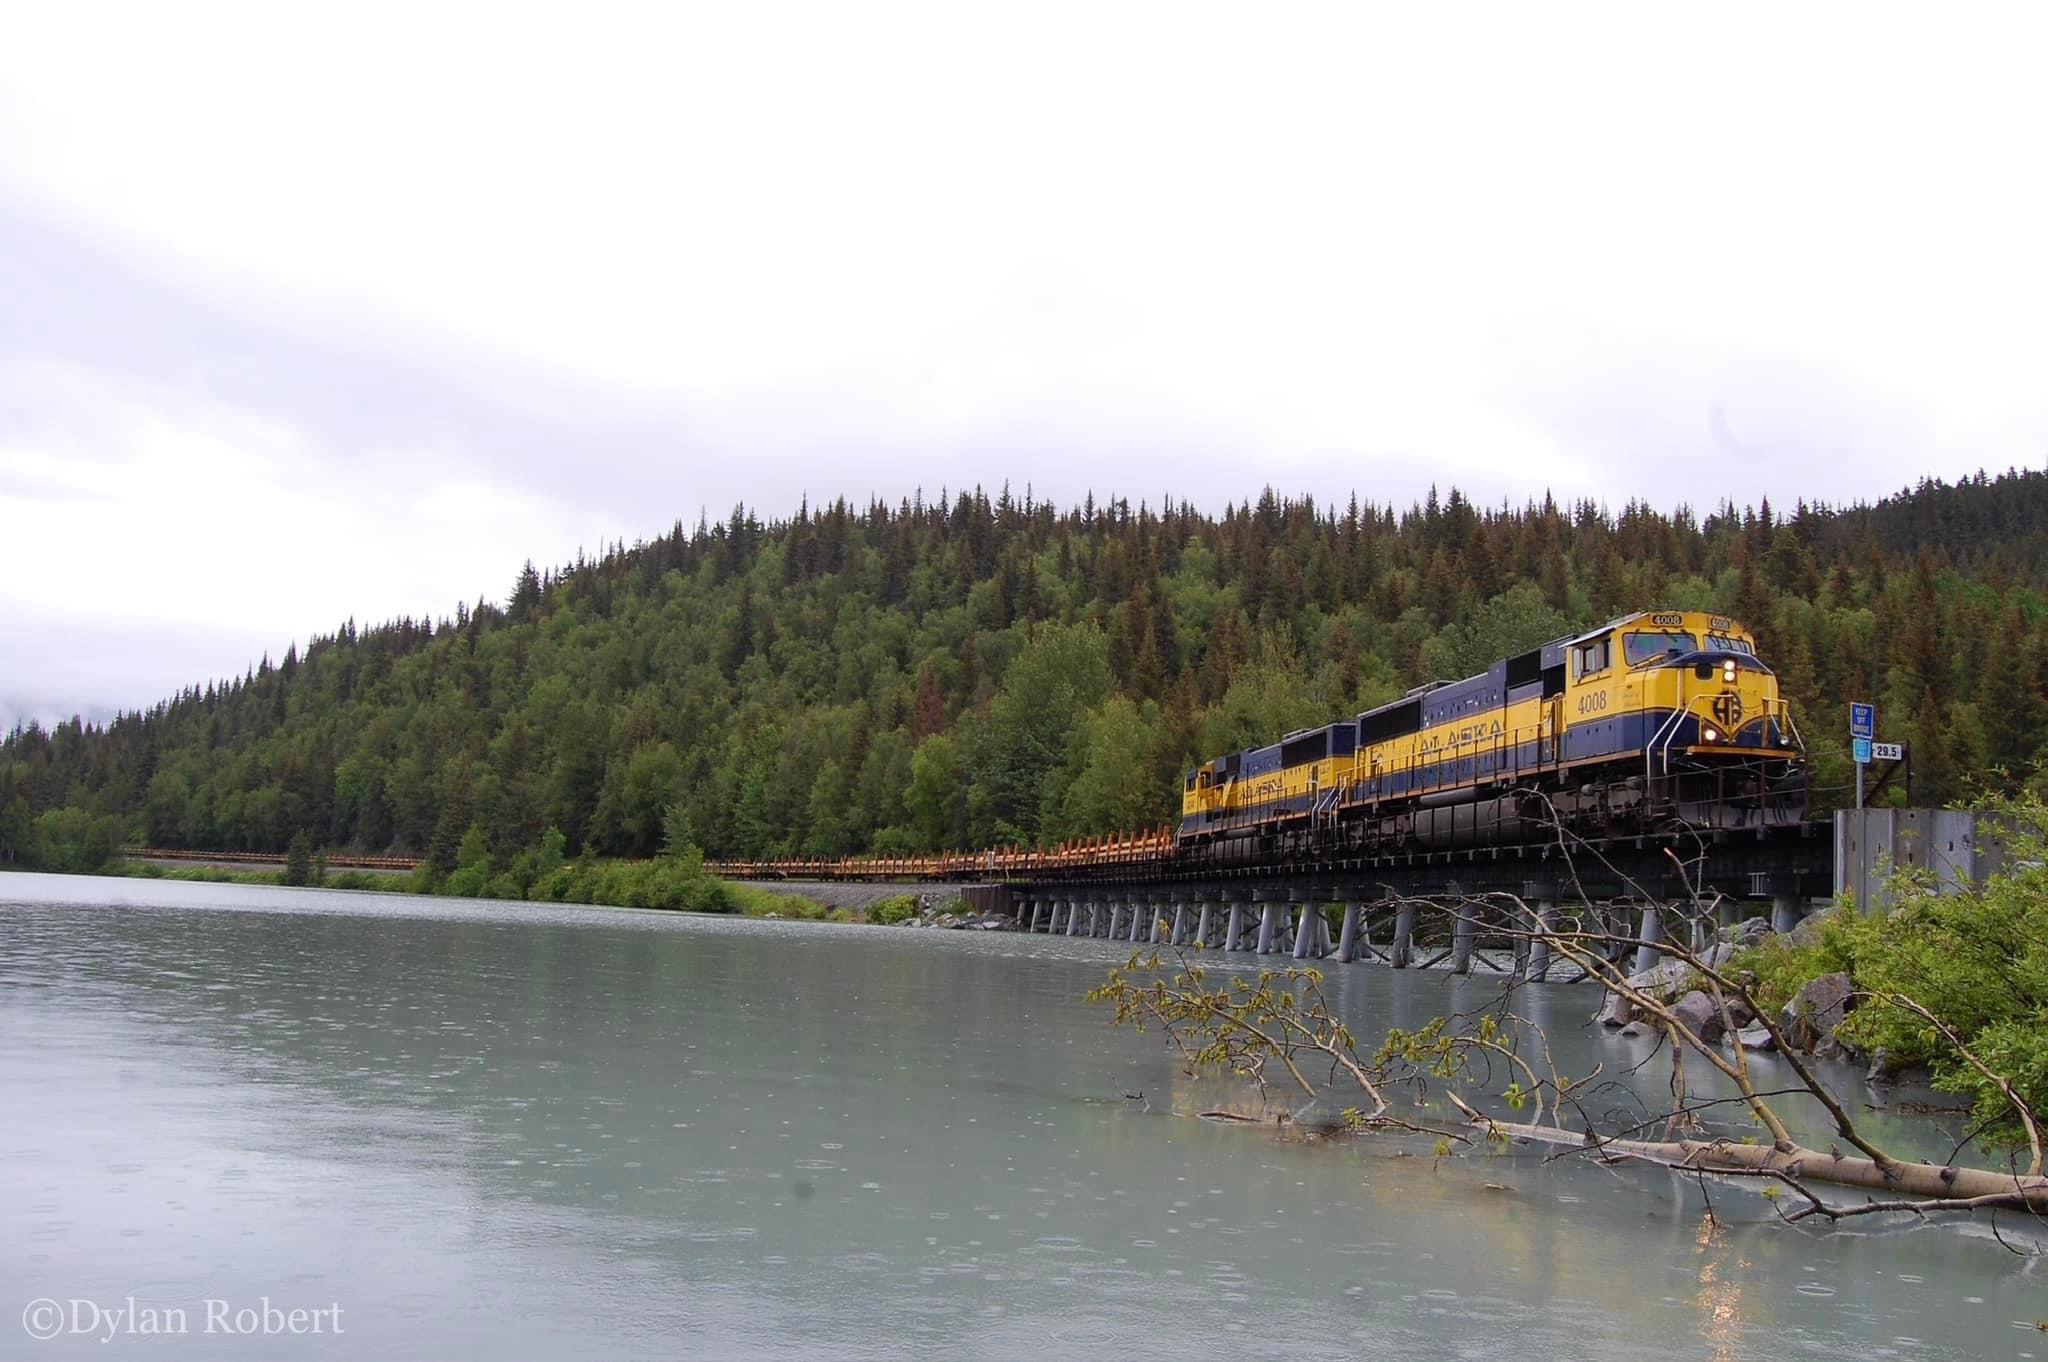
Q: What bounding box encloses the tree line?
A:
[3,469,2045,881]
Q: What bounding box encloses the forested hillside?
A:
[4,470,2046,875]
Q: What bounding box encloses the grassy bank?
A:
[86,850,834,921]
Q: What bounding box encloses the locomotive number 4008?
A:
[1577,691,1610,715]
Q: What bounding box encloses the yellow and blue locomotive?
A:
[1179,609,1805,855]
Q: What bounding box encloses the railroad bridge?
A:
[975,825,1833,983]
[721,822,1842,984]
[722,809,2004,984]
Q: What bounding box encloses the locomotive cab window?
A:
[1706,634,1754,655]
[1573,637,1611,679]
[1623,630,1697,666]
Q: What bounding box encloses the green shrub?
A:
[1731,796,2048,1147]
[726,883,826,918]
[520,851,735,913]
[868,894,921,925]
[1733,906,1875,1013]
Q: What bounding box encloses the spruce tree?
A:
[1980,612,2046,786]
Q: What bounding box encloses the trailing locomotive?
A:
[1178,609,1805,858]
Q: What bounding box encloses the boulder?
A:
[1779,972,1854,1053]
[1785,910,1835,948]
[1596,990,1636,1028]
[1718,916,1774,950]
[1625,958,1695,1002]
[1813,1018,1866,1064]
[1670,990,1727,1045]
[1736,1025,1777,1052]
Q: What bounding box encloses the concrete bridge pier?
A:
[1526,896,1557,983]
[1335,901,1360,963]
[1688,905,1713,956]
[1307,890,1338,960]
[1027,898,1046,933]
[1168,900,1188,945]
[1313,890,1340,958]
[1254,889,1281,955]
[1633,903,1665,974]
[1224,891,1248,953]
[1390,902,1417,968]
[1601,904,1633,964]
[1450,904,1476,976]
[1129,896,1149,944]
[1193,894,1214,950]
[1771,890,1802,937]
[1066,898,1084,938]
[1290,889,1315,961]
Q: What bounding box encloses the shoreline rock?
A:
[1779,971,1854,1054]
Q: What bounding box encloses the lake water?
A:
[2,873,2042,1360]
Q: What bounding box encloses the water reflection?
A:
[1,873,2041,1361]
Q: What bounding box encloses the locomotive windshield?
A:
[1705,633,1754,655]
[1623,630,1698,665]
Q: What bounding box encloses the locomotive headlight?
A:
[1723,660,1737,682]
[1703,726,1720,742]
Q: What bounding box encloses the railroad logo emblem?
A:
[1711,692,1743,729]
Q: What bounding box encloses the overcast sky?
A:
[3,4,2044,731]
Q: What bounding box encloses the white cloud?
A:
[2,2,2046,720]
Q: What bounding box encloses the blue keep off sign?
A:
[1853,737,1873,764]
[1849,703,1875,739]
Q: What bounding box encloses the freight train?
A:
[1178,608,1806,861]
[708,608,1806,882]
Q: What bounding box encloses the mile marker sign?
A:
[1872,742,1904,762]
[1849,703,1875,740]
